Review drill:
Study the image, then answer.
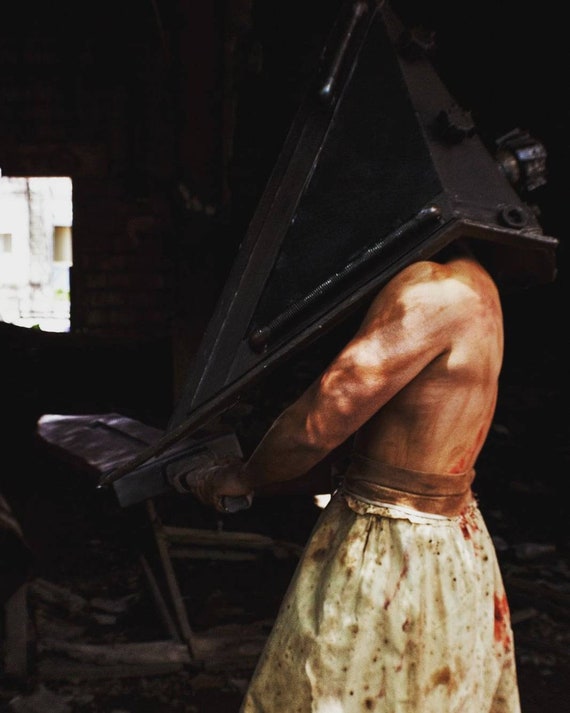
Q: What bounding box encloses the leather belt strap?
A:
[342,453,476,517]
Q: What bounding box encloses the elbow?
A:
[303,415,347,456]
[270,410,334,458]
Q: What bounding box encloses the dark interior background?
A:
[0,1,567,709]
[1,0,566,521]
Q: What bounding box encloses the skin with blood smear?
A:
[195,251,504,502]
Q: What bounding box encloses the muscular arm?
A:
[240,261,460,489]
[183,258,491,510]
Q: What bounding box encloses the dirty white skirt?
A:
[240,491,520,713]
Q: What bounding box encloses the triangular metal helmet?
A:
[167,0,557,441]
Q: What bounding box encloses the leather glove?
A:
[167,454,253,513]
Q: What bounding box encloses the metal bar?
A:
[248,205,441,351]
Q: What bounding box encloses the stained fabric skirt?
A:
[240,492,520,713]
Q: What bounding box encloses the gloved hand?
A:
[167,454,253,513]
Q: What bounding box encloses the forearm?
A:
[241,409,334,490]
[174,393,335,510]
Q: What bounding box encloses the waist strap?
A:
[342,453,476,517]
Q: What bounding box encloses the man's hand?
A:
[167,455,253,513]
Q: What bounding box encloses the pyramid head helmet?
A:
[168,0,558,437]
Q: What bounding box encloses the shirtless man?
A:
[185,241,521,712]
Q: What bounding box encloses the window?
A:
[0,176,72,332]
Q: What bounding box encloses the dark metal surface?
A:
[36,413,164,477]
[37,413,246,508]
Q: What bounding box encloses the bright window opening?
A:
[0,176,72,332]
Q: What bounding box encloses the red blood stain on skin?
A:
[450,457,467,474]
[494,592,512,650]
[450,425,488,473]
[474,423,487,448]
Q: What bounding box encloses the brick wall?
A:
[0,1,227,349]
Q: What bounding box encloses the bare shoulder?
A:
[373,258,498,314]
[355,257,501,356]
